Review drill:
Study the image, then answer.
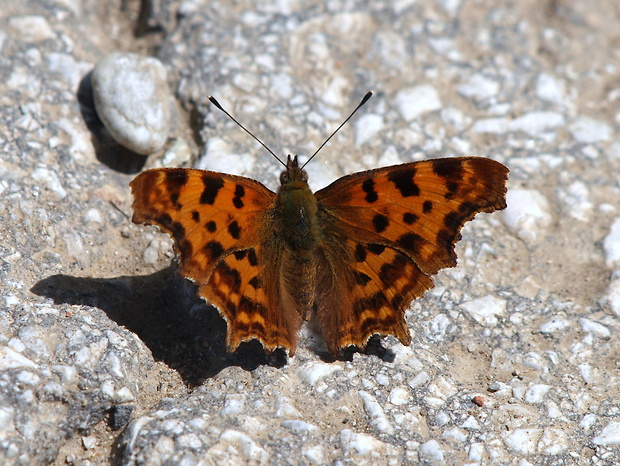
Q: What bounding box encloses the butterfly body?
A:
[131,156,508,356]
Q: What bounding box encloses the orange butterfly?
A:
[130,93,508,356]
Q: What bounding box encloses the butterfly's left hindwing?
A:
[130,168,302,354]
[314,157,508,353]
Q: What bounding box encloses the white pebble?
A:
[394,85,441,122]
[502,189,553,243]
[298,361,341,386]
[524,384,552,403]
[302,445,325,464]
[603,218,620,267]
[275,396,301,418]
[538,429,568,455]
[84,208,102,223]
[457,74,499,100]
[460,416,481,430]
[427,377,458,402]
[31,167,67,199]
[388,387,411,406]
[509,111,565,137]
[536,73,566,104]
[569,117,611,143]
[599,278,620,316]
[355,113,384,145]
[9,16,55,42]
[281,420,318,434]
[0,347,37,370]
[408,370,430,389]
[222,394,246,416]
[82,436,98,450]
[358,391,393,434]
[579,318,611,338]
[218,429,269,462]
[504,428,541,454]
[442,427,468,443]
[92,52,170,154]
[460,295,506,326]
[340,429,385,455]
[419,439,444,462]
[539,318,570,334]
[593,422,620,446]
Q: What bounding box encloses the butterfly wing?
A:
[131,168,301,354]
[314,157,508,353]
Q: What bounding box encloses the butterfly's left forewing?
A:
[314,157,508,353]
[131,168,301,354]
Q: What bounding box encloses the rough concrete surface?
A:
[1,0,620,464]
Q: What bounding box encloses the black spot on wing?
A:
[170,193,182,210]
[387,167,419,197]
[233,184,245,209]
[396,233,422,251]
[372,214,389,233]
[443,212,461,230]
[433,158,464,180]
[228,220,241,239]
[200,174,224,205]
[249,276,262,289]
[403,212,419,225]
[353,271,372,286]
[204,240,224,261]
[423,200,433,214]
[367,244,386,255]
[247,248,258,266]
[165,170,188,190]
[170,221,185,240]
[192,211,200,222]
[233,250,247,260]
[205,221,217,232]
[354,244,367,262]
[362,179,378,203]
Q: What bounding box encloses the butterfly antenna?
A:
[208,96,287,168]
[301,91,373,169]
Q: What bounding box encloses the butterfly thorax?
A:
[277,155,321,252]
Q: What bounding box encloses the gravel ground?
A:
[2,0,620,464]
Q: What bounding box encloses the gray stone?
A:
[92,52,171,155]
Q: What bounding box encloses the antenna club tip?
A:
[208,96,223,109]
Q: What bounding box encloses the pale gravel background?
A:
[1,0,620,464]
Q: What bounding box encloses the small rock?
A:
[603,218,620,267]
[298,361,341,386]
[340,429,385,455]
[592,422,620,446]
[457,74,499,101]
[502,189,553,243]
[504,428,542,454]
[536,73,565,104]
[569,117,611,143]
[599,278,620,316]
[524,384,552,403]
[9,16,55,42]
[281,420,318,434]
[355,113,384,145]
[460,295,506,326]
[394,85,441,122]
[419,439,444,463]
[92,52,170,154]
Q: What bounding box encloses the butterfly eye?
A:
[280,171,290,184]
[301,170,308,182]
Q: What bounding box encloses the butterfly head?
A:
[280,155,308,185]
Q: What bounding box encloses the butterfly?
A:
[130,93,509,356]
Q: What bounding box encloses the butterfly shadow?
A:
[30,266,286,386]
